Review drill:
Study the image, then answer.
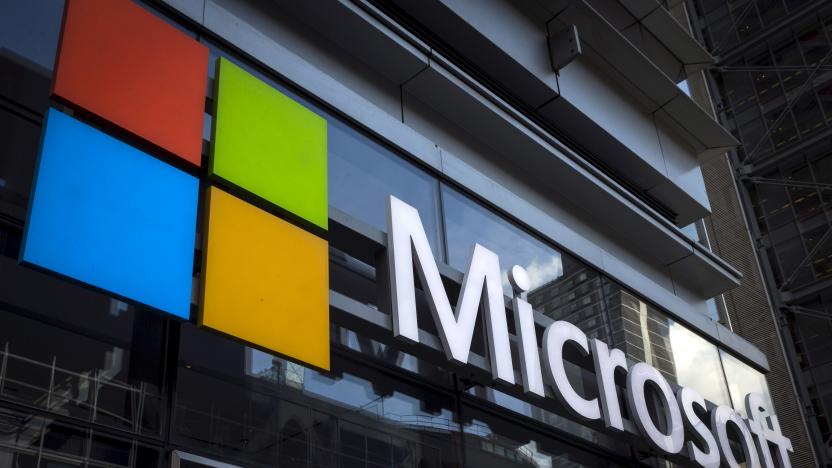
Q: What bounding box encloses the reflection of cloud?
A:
[526,255,563,289]
[500,256,563,293]
[720,351,773,417]
[669,322,731,406]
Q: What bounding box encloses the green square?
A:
[211,57,327,229]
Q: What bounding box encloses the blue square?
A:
[21,109,199,318]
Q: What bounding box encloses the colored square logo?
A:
[53,0,209,166]
[211,58,328,230]
[21,109,199,318]
[200,187,330,370]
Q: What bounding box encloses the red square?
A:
[53,0,209,166]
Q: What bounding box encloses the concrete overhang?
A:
[543,0,739,159]
[384,0,736,226]
[614,0,714,75]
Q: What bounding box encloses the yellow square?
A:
[200,187,330,370]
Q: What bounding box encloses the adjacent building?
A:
[690,0,832,465]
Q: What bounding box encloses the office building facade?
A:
[691,0,832,465]
[0,0,805,466]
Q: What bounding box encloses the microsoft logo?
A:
[20,0,330,370]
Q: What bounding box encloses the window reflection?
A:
[0,258,167,437]
[0,0,63,115]
[0,108,41,220]
[330,120,444,257]
[177,325,460,467]
[604,283,733,407]
[669,321,732,406]
[0,0,64,71]
[720,350,773,417]
[0,408,162,467]
[442,185,564,296]
[461,405,620,467]
[466,386,628,455]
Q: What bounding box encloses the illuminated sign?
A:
[387,194,793,468]
[21,0,330,370]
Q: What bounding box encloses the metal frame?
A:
[170,450,242,468]
[725,138,830,467]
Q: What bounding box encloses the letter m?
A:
[386,195,514,384]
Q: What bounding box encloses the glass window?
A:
[0,0,64,70]
[461,405,624,467]
[0,0,64,114]
[465,385,630,454]
[720,350,774,417]
[442,185,567,297]
[605,282,732,406]
[668,320,732,406]
[330,120,444,256]
[0,408,162,467]
[772,34,806,93]
[176,324,461,467]
[0,108,41,220]
[0,259,167,437]
[766,103,799,151]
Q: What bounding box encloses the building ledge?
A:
[615,0,714,75]
[546,0,738,159]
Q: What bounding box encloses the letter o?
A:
[626,362,684,454]
[711,405,761,468]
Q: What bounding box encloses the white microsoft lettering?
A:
[385,195,794,467]
[386,195,514,384]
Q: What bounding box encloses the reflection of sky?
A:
[329,121,444,256]
[720,350,773,417]
[678,80,691,96]
[443,186,563,296]
[668,320,732,406]
[0,0,64,71]
[247,349,275,375]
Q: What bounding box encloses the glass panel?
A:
[465,385,630,454]
[668,321,732,406]
[720,350,774,417]
[0,0,64,113]
[765,103,799,151]
[529,266,611,342]
[0,108,41,220]
[705,297,723,323]
[0,0,64,70]
[461,405,622,467]
[442,185,567,297]
[0,408,160,467]
[329,120,443,257]
[605,283,732,406]
[0,259,167,436]
[175,325,461,467]
[755,0,784,28]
